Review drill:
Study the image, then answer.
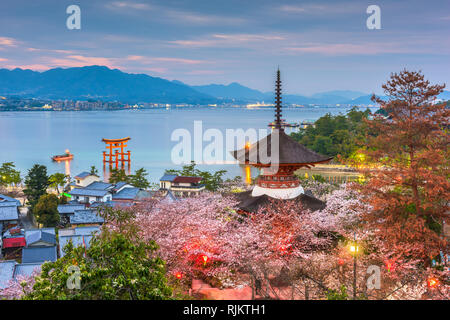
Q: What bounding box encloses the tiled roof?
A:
[69,188,110,197]
[13,263,42,279]
[112,188,155,200]
[22,246,57,264]
[160,174,177,182]
[58,226,100,237]
[57,204,86,214]
[90,201,114,208]
[25,230,57,246]
[74,172,98,179]
[0,205,19,221]
[25,228,55,237]
[113,181,129,190]
[0,260,17,289]
[0,194,21,206]
[173,176,203,184]
[86,181,114,190]
[75,226,100,236]
[70,209,104,225]
[112,187,140,200]
[231,129,333,165]
[59,235,94,257]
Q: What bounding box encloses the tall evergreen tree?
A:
[129,168,150,189]
[24,164,49,212]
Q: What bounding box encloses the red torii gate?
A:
[102,137,131,169]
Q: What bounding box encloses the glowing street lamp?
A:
[349,243,359,254]
[201,255,209,266]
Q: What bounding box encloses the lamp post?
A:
[349,232,359,300]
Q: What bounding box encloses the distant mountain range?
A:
[0,66,214,104]
[0,65,448,105]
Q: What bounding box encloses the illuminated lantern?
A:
[427,277,439,289]
[175,272,183,279]
[202,255,209,265]
[385,260,394,272]
[338,258,345,266]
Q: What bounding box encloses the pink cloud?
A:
[126,55,206,65]
[0,37,17,47]
[284,43,410,56]
[49,55,119,68]
[169,33,285,48]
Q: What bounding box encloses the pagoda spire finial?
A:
[274,68,283,130]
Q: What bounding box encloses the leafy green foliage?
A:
[48,172,68,194]
[0,162,21,187]
[34,194,60,227]
[108,168,150,189]
[291,107,372,159]
[165,161,227,191]
[128,168,150,189]
[23,164,49,211]
[108,168,128,184]
[326,285,349,300]
[89,165,99,176]
[22,229,174,300]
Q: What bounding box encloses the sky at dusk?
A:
[0,0,449,95]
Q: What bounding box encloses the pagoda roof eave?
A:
[230,129,333,165]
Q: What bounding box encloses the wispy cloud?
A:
[0,37,17,47]
[49,55,119,68]
[126,55,207,65]
[278,3,362,15]
[169,33,285,48]
[107,1,152,11]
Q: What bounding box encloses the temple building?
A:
[232,69,332,213]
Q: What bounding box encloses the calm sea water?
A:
[0,106,376,183]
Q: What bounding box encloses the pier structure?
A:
[101,137,131,169]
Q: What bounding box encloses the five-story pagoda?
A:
[232,69,333,213]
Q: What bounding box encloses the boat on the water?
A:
[52,149,74,161]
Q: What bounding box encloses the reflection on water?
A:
[64,160,71,177]
[243,165,252,185]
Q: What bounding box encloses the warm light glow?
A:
[244,165,251,185]
[65,149,70,154]
[201,255,209,265]
[64,160,71,177]
[349,243,359,254]
[245,142,251,149]
[175,272,183,279]
[385,260,394,272]
[427,277,439,289]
